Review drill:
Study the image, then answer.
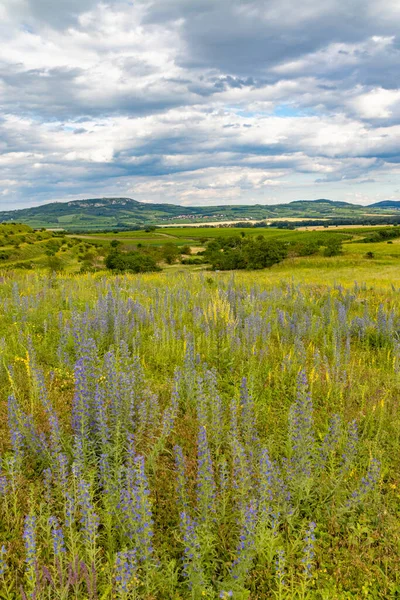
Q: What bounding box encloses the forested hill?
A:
[0,197,398,230]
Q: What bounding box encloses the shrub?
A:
[105,250,161,273]
[181,257,204,265]
[162,243,181,265]
[204,235,287,270]
[323,240,342,257]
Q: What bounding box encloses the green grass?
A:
[1,257,400,598]
[73,226,354,250]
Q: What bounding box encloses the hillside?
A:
[369,200,400,209]
[0,197,398,231]
[0,222,106,271]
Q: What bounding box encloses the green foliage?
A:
[162,242,181,265]
[105,249,161,273]
[46,255,64,272]
[323,239,343,257]
[181,256,204,265]
[2,198,400,231]
[204,235,287,270]
[289,241,319,257]
[361,226,400,243]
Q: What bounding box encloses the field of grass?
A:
[1,256,400,599]
[73,227,354,250]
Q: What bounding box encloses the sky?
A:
[0,0,400,210]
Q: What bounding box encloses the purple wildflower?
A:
[302,521,316,579]
[196,426,216,525]
[115,549,137,595]
[231,500,258,583]
[49,516,66,557]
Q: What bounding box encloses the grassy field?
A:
[2,221,400,274]
[71,226,353,251]
[1,253,400,599]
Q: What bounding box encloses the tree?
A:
[105,250,160,273]
[162,243,180,265]
[204,235,287,271]
[323,240,342,257]
[46,255,64,272]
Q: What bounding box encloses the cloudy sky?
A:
[1,0,400,209]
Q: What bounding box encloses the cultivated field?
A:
[1,257,400,599]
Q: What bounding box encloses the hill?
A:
[369,200,400,209]
[0,197,397,231]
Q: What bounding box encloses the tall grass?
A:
[0,270,399,598]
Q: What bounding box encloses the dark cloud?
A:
[142,0,395,74]
[4,0,100,28]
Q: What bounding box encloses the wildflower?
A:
[65,492,75,528]
[196,375,208,426]
[179,511,205,590]
[0,473,8,497]
[231,500,258,583]
[259,448,274,520]
[347,458,381,508]
[231,435,252,510]
[275,549,286,587]
[72,357,91,441]
[320,414,342,465]
[196,426,216,525]
[132,455,154,563]
[95,385,109,448]
[49,516,66,557]
[288,371,315,479]
[120,454,154,564]
[23,515,37,586]
[0,545,7,577]
[341,420,358,474]
[115,549,137,595]
[204,368,223,445]
[302,521,316,579]
[55,452,69,494]
[77,477,99,549]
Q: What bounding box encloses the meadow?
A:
[1,258,400,599]
[2,221,400,273]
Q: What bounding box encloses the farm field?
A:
[1,260,400,599]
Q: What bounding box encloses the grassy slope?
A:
[3,222,400,275]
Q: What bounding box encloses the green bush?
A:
[323,240,343,257]
[204,235,287,270]
[105,250,161,273]
[181,257,204,265]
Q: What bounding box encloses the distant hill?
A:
[0,196,396,231]
[289,199,355,208]
[369,201,400,209]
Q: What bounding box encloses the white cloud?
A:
[0,0,400,208]
[350,87,400,119]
